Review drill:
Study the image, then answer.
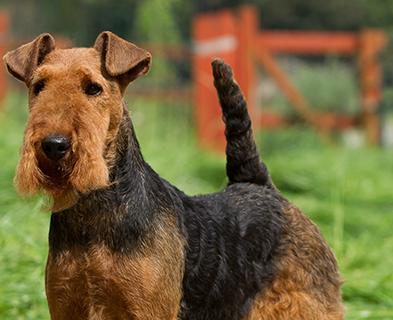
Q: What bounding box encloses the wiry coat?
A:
[4,33,343,320]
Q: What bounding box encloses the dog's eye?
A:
[33,80,45,96]
[85,83,102,96]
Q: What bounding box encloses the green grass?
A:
[1,92,393,319]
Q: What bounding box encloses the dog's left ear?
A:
[94,31,151,89]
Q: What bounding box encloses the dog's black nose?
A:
[41,134,71,161]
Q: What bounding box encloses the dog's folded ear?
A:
[94,31,151,88]
[3,33,55,85]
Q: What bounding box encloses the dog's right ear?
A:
[3,33,55,85]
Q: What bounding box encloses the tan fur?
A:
[46,214,184,320]
[3,31,150,212]
[5,33,185,320]
[5,33,342,319]
[245,205,344,319]
[12,48,125,211]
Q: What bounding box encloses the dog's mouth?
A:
[36,143,74,190]
[17,144,80,212]
[15,129,110,211]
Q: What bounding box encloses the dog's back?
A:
[178,60,343,320]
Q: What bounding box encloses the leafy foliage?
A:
[3,0,393,43]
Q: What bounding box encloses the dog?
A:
[4,32,343,319]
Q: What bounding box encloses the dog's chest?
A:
[45,245,160,319]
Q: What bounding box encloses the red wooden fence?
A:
[193,5,387,151]
[0,7,387,149]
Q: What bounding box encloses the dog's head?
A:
[3,32,151,211]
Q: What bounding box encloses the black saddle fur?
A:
[50,60,287,320]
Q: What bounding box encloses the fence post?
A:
[193,9,240,152]
[359,30,387,145]
[236,6,258,123]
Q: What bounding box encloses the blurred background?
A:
[0,0,392,319]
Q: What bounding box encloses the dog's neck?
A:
[49,106,176,253]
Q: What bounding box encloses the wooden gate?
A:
[193,5,387,151]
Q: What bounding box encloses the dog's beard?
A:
[15,128,110,212]
[14,131,45,196]
[69,126,109,194]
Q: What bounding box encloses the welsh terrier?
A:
[4,32,343,319]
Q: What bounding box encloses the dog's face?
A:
[3,32,151,211]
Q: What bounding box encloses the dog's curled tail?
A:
[212,59,271,186]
